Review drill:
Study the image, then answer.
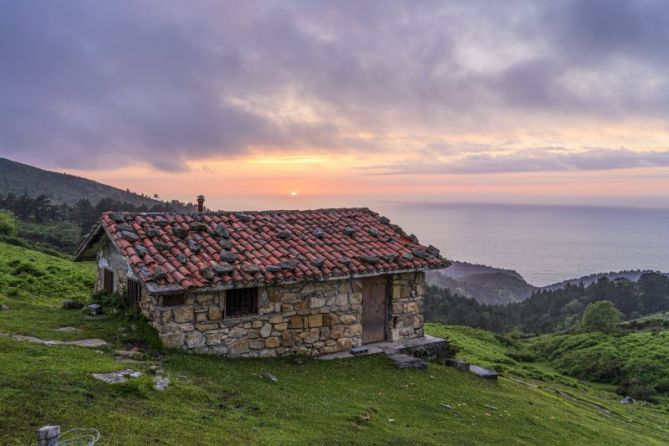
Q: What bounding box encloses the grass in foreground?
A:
[1,242,669,445]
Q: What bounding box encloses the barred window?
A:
[225,288,258,318]
[162,294,185,307]
[103,269,114,293]
[127,279,142,308]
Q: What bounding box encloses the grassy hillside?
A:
[1,242,669,445]
[0,157,161,206]
[532,330,669,402]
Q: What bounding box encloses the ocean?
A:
[376,202,669,287]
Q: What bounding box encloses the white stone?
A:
[260,323,272,338]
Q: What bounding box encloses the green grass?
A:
[2,242,669,445]
[531,331,669,400]
[0,241,94,301]
[17,220,82,253]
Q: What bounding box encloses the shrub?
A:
[11,261,45,277]
[0,211,17,237]
[551,343,625,383]
[581,301,622,333]
[617,378,657,403]
[91,290,125,310]
[507,351,537,362]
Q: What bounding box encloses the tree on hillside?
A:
[0,211,17,236]
[638,273,669,314]
[580,300,622,333]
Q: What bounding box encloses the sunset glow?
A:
[2,1,669,210]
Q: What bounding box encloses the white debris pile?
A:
[91,369,141,384]
[153,376,170,391]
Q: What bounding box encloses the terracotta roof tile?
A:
[88,208,449,293]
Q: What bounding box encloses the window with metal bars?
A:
[102,269,114,293]
[127,279,141,308]
[162,294,185,306]
[225,288,258,318]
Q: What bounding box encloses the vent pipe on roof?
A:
[197,195,205,213]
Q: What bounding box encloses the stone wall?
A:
[145,279,361,357]
[96,241,130,293]
[95,240,150,306]
[389,272,425,342]
[144,272,425,357]
[96,242,426,357]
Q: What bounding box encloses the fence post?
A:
[37,425,60,446]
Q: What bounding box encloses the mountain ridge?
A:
[0,157,162,207]
[427,261,668,305]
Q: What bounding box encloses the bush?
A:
[0,211,17,237]
[91,290,126,310]
[17,221,82,252]
[581,301,622,333]
[617,378,657,403]
[554,348,626,383]
[11,261,45,277]
[507,351,537,362]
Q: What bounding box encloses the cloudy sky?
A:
[2,0,669,209]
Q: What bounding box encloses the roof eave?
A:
[144,260,451,295]
[73,224,106,261]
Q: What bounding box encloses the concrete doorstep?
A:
[318,335,453,369]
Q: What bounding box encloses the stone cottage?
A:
[75,207,450,357]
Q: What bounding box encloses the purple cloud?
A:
[1,1,668,171]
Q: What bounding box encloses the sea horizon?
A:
[375,201,669,287]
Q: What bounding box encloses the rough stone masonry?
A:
[135,272,425,357]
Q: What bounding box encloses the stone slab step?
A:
[444,358,470,371]
[469,365,498,380]
[387,353,427,369]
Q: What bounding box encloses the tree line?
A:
[425,273,669,334]
[0,193,196,231]
[0,193,199,253]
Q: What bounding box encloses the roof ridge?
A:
[101,207,376,216]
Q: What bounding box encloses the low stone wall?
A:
[147,279,362,357]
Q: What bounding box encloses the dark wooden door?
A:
[362,276,387,344]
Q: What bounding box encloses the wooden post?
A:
[37,425,60,446]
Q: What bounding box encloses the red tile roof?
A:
[76,208,449,293]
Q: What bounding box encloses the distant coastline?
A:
[380,201,669,286]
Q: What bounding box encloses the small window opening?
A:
[162,294,185,307]
[225,288,258,317]
[127,279,142,308]
[103,269,114,293]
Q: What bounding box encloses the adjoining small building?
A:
[75,206,450,357]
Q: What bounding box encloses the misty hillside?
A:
[427,263,668,306]
[542,270,665,291]
[425,262,536,305]
[0,157,161,207]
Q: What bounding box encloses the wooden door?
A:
[362,276,387,344]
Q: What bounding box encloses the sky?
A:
[2,0,669,210]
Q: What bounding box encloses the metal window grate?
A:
[103,269,114,293]
[127,279,141,308]
[162,294,185,307]
[225,288,258,317]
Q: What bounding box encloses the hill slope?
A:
[0,157,161,206]
[427,262,668,306]
[542,270,665,291]
[1,242,669,444]
[426,262,536,305]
